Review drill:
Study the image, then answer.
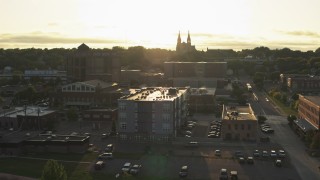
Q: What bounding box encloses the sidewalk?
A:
[0,173,37,180]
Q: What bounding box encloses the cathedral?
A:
[176,31,196,54]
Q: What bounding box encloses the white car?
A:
[121,162,132,173]
[129,164,142,175]
[270,150,277,158]
[98,152,113,160]
[278,150,286,158]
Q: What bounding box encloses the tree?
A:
[287,115,297,126]
[41,159,67,180]
[310,132,320,149]
[257,115,267,124]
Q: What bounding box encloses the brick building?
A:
[294,95,320,136]
[221,104,258,141]
[66,43,120,82]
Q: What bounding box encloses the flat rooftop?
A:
[223,105,257,121]
[1,106,55,118]
[303,96,320,106]
[164,62,226,64]
[121,87,188,101]
[294,118,318,132]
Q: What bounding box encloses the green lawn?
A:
[267,94,298,116]
[0,151,149,180]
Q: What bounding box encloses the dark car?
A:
[179,165,188,177]
[230,171,238,180]
[219,168,228,180]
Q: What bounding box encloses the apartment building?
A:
[117,87,189,142]
[221,104,258,141]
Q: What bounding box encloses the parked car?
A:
[185,141,199,148]
[247,156,254,164]
[278,150,286,158]
[179,165,188,177]
[262,150,269,158]
[253,149,260,157]
[98,152,113,160]
[238,157,245,164]
[215,150,221,156]
[101,133,110,139]
[105,144,114,152]
[270,150,277,158]
[129,164,142,175]
[94,161,105,170]
[234,151,243,158]
[230,170,238,180]
[121,162,132,173]
[219,168,228,180]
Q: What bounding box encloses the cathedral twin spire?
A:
[177,31,191,45]
[176,31,195,53]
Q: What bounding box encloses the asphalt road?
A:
[251,88,320,180]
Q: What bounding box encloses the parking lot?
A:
[54,114,302,179]
[90,145,301,180]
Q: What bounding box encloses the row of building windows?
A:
[227,124,251,130]
[62,85,95,92]
[83,114,110,119]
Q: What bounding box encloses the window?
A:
[162,114,170,121]
[248,124,251,130]
[119,113,127,121]
[228,124,231,130]
[162,123,170,132]
[241,124,244,130]
[234,124,238,130]
[120,123,127,130]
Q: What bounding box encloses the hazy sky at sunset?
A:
[1,0,320,51]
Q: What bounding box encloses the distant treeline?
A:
[0,46,320,73]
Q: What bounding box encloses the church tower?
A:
[176,31,181,52]
[187,31,191,45]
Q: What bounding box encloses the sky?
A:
[1,0,320,51]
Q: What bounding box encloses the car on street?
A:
[121,162,132,173]
[253,149,260,157]
[275,159,282,167]
[98,152,113,160]
[219,168,228,180]
[179,165,188,177]
[129,164,142,175]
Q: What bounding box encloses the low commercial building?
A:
[0,106,57,130]
[0,131,89,155]
[56,79,122,109]
[221,104,258,141]
[117,87,189,143]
